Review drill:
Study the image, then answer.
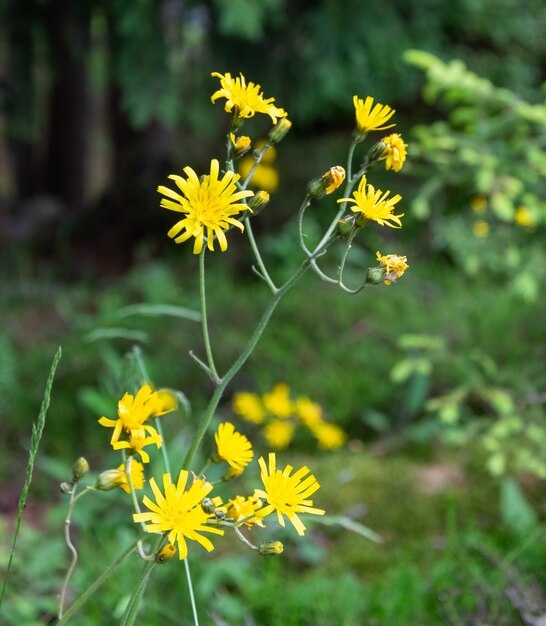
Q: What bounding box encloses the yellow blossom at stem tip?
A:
[158,159,254,254]
[255,453,325,536]
[353,95,396,134]
[133,470,224,560]
[376,251,409,285]
[214,422,254,472]
[338,176,403,228]
[380,133,407,172]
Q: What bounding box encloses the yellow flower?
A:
[232,392,265,424]
[470,195,488,214]
[158,159,254,254]
[263,383,293,418]
[133,470,224,560]
[322,166,346,194]
[255,453,325,536]
[473,220,490,238]
[98,385,167,446]
[264,420,295,450]
[96,461,145,493]
[214,422,254,472]
[515,205,536,228]
[380,133,407,172]
[353,95,396,133]
[229,133,252,159]
[295,397,323,428]
[211,72,287,124]
[113,426,162,463]
[376,251,409,285]
[338,176,403,228]
[310,422,347,450]
[225,494,265,528]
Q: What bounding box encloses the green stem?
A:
[56,537,142,625]
[120,559,156,626]
[182,260,311,470]
[184,558,200,626]
[297,196,312,255]
[234,526,258,551]
[242,143,270,188]
[58,486,78,619]
[199,248,221,384]
[244,217,277,292]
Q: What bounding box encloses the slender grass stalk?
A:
[55,536,142,625]
[0,347,62,609]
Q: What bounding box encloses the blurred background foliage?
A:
[1,1,546,624]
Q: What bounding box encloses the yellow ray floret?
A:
[254,453,325,536]
[215,422,254,472]
[211,72,287,124]
[338,176,404,228]
[353,95,396,133]
[133,471,224,560]
[158,159,254,254]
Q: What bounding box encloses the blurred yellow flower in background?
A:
[264,420,295,450]
[233,392,265,424]
[263,383,293,418]
[473,220,490,238]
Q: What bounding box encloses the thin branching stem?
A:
[244,217,278,292]
[199,248,221,384]
[234,526,258,550]
[184,558,200,626]
[58,485,79,620]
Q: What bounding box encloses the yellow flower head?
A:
[214,422,254,472]
[473,220,490,238]
[98,385,167,446]
[470,195,488,214]
[322,166,346,194]
[226,494,265,528]
[338,176,403,228]
[158,159,254,254]
[380,133,407,172]
[376,251,409,285]
[353,95,396,133]
[263,383,293,418]
[295,397,323,428]
[113,425,162,463]
[233,392,265,424]
[133,470,224,560]
[96,460,145,493]
[211,72,287,124]
[229,133,252,159]
[310,422,347,450]
[264,420,295,450]
[515,205,536,228]
[255,453,325,536]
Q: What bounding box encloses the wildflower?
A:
[155,543,177,563]
[295,397,323,428]
[376,251,409,284]
[96,460,145,493]
[133,470,224,560]
[310,422,347,450]
[380,133,407,172]
[264,420,295,450]
[515,205,536,228]
[258,541,284,556]
[269,118,292,143]
[98,385,168,447]
[308,166,346,200]
[229,133,252,159]
[255,453,325,536]
[233,392,265,424]
[158,159,254,254]
[473,220,490,238]
[113,426,162,463]
[247,191,270,216]
[225,494,265,528]
[211,72,287,124]
[214,422,254,472]
[338,176,403,228]
[470,195,488,214]
[263,383,293,418]
[353,95,396,134]
[72,457,89,482]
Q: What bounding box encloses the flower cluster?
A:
[232,383,346,451]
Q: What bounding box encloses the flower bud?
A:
[258,541,284,556]
[229,133,252,160]
[155,543,177,563]
[96,469,124,492]
[201,497,216,514]
[268,118,292,144]
[337,217,356,238]
[367,141,387,165]
[60,482,73,494]
[366,266,387,285]
[72,457,89,482]
[324,166,346,194]
[247,191,270,216]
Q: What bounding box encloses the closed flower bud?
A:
[201,497,216,514]
[96,469,125,492]
[323,166,346,194]
[155,543,177,563]
[268,118,292,144]
[337,217,356,238]
[72,457,89,482]
[247,190,270,216]
[259,541,284,556]
[229,133,252,159]
[366,266,387,284]
[367,141,387,165]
